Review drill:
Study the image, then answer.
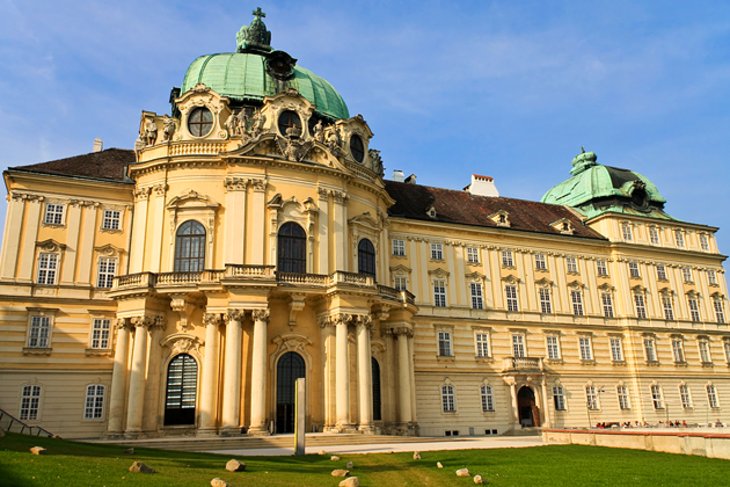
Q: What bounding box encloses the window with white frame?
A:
[601,291,614,318]
[534,253,547,271]
[579,335,593,361]
[43,203,65,225]
[713,296,725,324]
[475,332,490,358]
[656,263,667,281]
[679,384,692,409]
[84,384,105,419]
[724,340,730,364]
[433,279,446,307]
[505,284,519,312]
[688,296,701,322]
[682,266,693,283]
[441,384,456,412]
[699,233,710,251]
[634,292,647,319]
[662,294,674,321]
[480,384,495,412]
[628,261,640,279]
[546,334,561,360]
[643,336,658,363]
[90,318,111,349]
[617,385,631,410]
[708,269,718,285]
[512,333,526,358]
[610,336,624,362]
[649,226,660,245]
[675,229,685,248]
[466,246,479,264]
[96,257,117,288]
[501,249,514,268]
[393,275,407,291]
[707,384,719,409]
[596,259,608,277]
[672,337,685,363]
[430,242,443,260]
[27,315,51,349]
[651,384,664,409]
[37,253,58,285]
[392,239,406,257]
[570,290,584,316]
[539,287,552,314]
[698,337,712,364]
[101,209,121,231]
[437,330,452,357]
[470,282,484,310]
[566,255,578,274]
[553,385,566,411]
[585,385,599,410]
[621,222,633,241]
[19,385,41,420]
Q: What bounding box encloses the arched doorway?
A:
[276,351,306,434]
[164,354,198,426]
[372,357,382,421]
[517,386,540,427]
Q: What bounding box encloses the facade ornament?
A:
[250,109,266,138]
[203,312,222,327]
[134,134,146,154]
[250,178,267,192]
[276,136,314,162]
[225,309,245,322]
[368,149,384,177]
[115,318,129,330]
[323,125,342,155]
[152,183,168,197]
[224,176,249,192]
[143,118,158,146]
[236,7,272,54]
[331,190,348,204]
[11,192,45,203]
[162,116,177,142]
[161,333,203,355]
[251,308,270,323]
[130,315,155,328]
[133,187,151,201]
[312,119,324,143]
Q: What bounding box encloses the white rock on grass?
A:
[436,461,444,469]
[128,461,156,474]
[473,474,484,484]
[339,477,359,487]
[29,446,46,455]
[225,459,246,472]
[331,455,341,461]
[412,451,421,460]
[456,468,470,477]
[318,450,326,456]
[210,478,228,487]
[331,469,350,477]
[345,461,353,469]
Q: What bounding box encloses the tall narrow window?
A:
[37,253,58,285]
[601,291,614,318]
[101,209,121,231]
[480,384,495,412]
[628,261,640,278]
[44,203,64,225]
[579,336,593,361]
[470,282,484,310]
[174,220,206,272]
[617,385,630,410]
[643,336,658,363]
[277,222,306,273]
[501,250,514,268]
[430,242,443,260]
[539,288,552,314]
[371,358,382,421]
[570,290,584,316]
[566,256,578,273]
[553,385,566,411]
[392,239,406,256]
[585,385,599,410]
[699,234,710,251]
[688,296,701,322]
[610,337,624,362]
[679,384,692,409]
[596,259,608,277]
[649,226,660,244]
[164,354,198,425]
[682,266,693,283]
[672,338,685,363]
[505,285,519,312]
[724,340,730,364]
[19,385,41,420]
[713,296,725,324]
[662,295,674,320]
[466,247,479,264]
[97,257,117,288]
[357,239,376,277]
[90,318,111,349]
[675,229,685,248]
[708,270,718,285]
[651,385,664,409]
[441,384,456,412]
[84,384,105,420]
[433,279,446,307]
[437,331,452,357]
[534,253,547,270]
[512,334,526,358]
[27,315,51,349]
[621,222,633,241]
[656,263,667,281]
[393,275,407,291]
[475,332,490,358]
[546,335,561,360]
[634,292,647,319]
[698,338,712,364]
[707,384,719,409]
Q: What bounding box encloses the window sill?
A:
[673,361,688,367]
[474,356,493,363]
[546,358,563,365]
[580,359,596,365]
[611,360,626,366]
[85,348,112,356]
[701,362,714,368]
[23,347,52,355]
[100,227,122,234]
[645,360,660,366]
[41,222,65,228]
[437,355,456,363]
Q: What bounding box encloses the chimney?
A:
[404,173,417,184]
[92,138,103,153]
[392,169,405,182]
[465,174,499,197]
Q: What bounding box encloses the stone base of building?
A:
[247,426,271,436]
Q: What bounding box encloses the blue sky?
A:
[1,0,729,255]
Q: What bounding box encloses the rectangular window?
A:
[102,209,121,231]
[621,222,633,241]
[84,384,105,419]
[433,279,446,307]
[534,253,547,271]
[651,385,664,409]
[675,229,685,248]
[44,203,64,225]
[698,338,712,364]
[714,297,725,324]
[649,226,660,245]
[724,340,730,364]
[441,384,456,412]
[610,337,624,362]
[672,338,685,363]
[601,291,614,318]
[596,259,608,277]
[656,263,667,281]
[480,384,494,412]
[475,332,490,358]
[634,292,647,319]
[708,270,718,285]
[579,335,593,361]
[553,385,566,411]
[90,318,111,349]
[505,285,519,312]
[501,250,514,268]
[629,261,640,278]
[617,385,630,410]
[512,334,526,358]
[430,242,443,260]
[466,247,479,264]
[37,253,58,285]
[546,335,561,360]
[586,385,599,410]
[662,295,674,320]
[682,266,693,283]
[707,385,719,409]
[539,287,552,314]
[27,315,51,348]
[570,290,584,316]
[699,233,710,251]
[437,331,452,357]
[19,385,41,420]
[394,275,407,291]
[392,239,406,256]
[679,384,692,409]
[643,337,657,363]
[566,255,578,274]
[96,257,117,289]
[470,282,484,310]
[688,297,700,322]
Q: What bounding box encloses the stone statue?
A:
[324,125,341,150]
[285,122,300,139]
[312,120,324,142]
[224,110,239,137]
[162,116,176,142]
[369,149,384,177]
[251,110,266,138]
[134,134,146,153]
[143,118,158,146]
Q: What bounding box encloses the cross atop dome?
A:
[252,6,266,20]
[237,6,272,53]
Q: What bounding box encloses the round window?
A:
[350,134,365,162]
[278,110,302,138]
[187,107,213,137]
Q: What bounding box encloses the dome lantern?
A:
[236,7,272,54]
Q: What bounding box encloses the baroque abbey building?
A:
[0,11,728,439]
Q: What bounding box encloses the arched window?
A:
[164,354,198,425]
[277,222,306,273]
[276,351,306,433]
[174,220,205,272]
[358,238,376,278]
[372,357,382,421]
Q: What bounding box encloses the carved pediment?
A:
[349,212,381,232]
[535,277,553,287]
[390,264,412,274]
[167,190,219,210]
[428,267,450,278]
[501,274,520,284]
[160,333,202,355]
[94,244,125,256]
[36,239,66,252]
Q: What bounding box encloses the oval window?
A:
[187,107,213,137]
[350,134,365,162]
[278,110,302,138]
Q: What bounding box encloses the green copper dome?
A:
[180,9,349,120]
[541,150,672,220]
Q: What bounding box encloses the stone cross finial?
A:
[252,7,266,19]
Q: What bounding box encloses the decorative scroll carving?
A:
[203,312,223,327]
[319,312,372,328]
[133,187,151,201]
[250,178,267,192]
[225,309,245,322]
[161,333,202,355]
[10,192,45,203]
[251,308,270,323]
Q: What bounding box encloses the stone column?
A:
[198,313,221,434]
[317,188,329,274]
[221,309,244,433]
[142,317,165,433]
[129,188,150,273]
[332,191,348,271]
[356,316,374,433]
[396,328,413,424]
[507,379,519,426]
[250,179,267,265]
[223,178,248,265]
[335,314,351,430]
[320,318,335,430]
[540,379,551,428]
[147,184,167,273]
[248,308,270,435]
[107,318,131,435]
[0,193,26,279]
[125,316,152,436]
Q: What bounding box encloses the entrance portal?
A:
[517,386,540,427]
[276,351,305,434]
[164,353,198,426]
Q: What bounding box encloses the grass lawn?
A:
[0,432,727,486]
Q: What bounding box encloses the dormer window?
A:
[188,107,213,137]
[349,134,365,162]
[550,218,574,235]
[489,210,510,227]
[426,205,437,219]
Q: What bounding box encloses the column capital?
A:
[130,314,166,329]
[115,317,131,330]
[387,325,413,338]
[319,312,371,328]
[203,312,223,327]
[251,308,270,323]
[225,309,245,322]
[224,176,249,192]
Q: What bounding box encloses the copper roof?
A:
[385,180,605,240]
[7,148,134,183]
